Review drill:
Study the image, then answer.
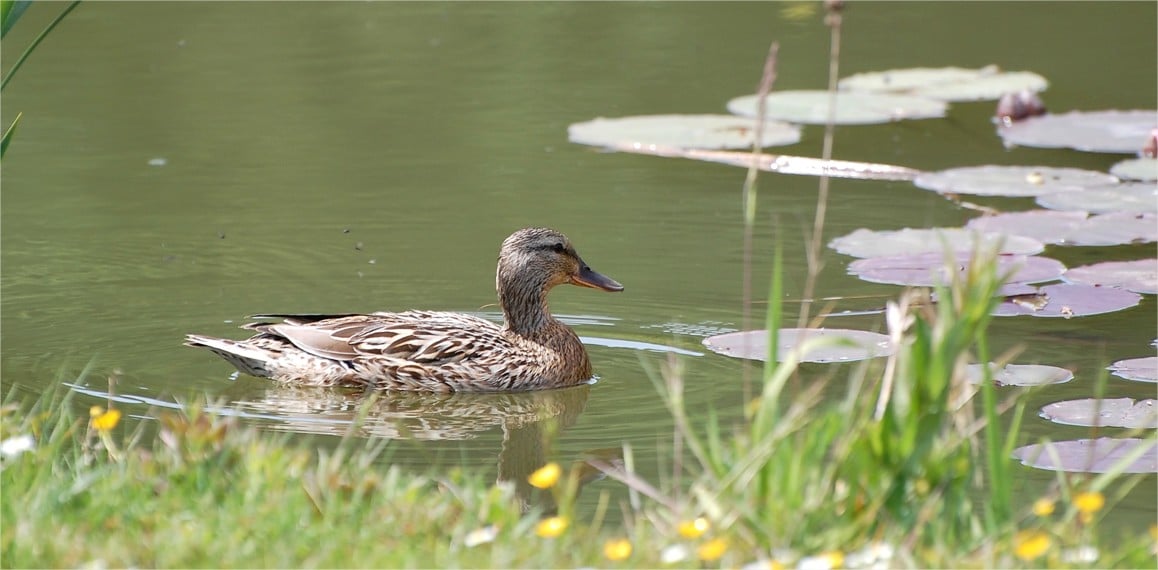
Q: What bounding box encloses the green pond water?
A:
[3,1,1155,529]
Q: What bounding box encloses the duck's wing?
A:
[249,311,506,365]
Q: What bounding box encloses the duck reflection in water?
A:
[234,383,623,513]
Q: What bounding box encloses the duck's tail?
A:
[184,334,275,379]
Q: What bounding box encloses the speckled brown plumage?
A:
[184,228,623,392]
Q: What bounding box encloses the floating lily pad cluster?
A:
[570,63,1155,474]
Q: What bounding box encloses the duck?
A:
[184,227,624,392]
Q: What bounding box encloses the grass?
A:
[3,248,1154,568]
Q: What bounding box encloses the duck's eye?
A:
[552,242,567,254]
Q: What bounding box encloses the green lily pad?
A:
[727,90,947,125]
[1109,157,1158,182]
[840,65,1048,102]
[964,363,1074,387]
[567,114,802,150]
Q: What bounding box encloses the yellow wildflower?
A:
[90,408,122,432]
[697,538,728,562]
[1014,530,1051,561]
[1032,497,1055,517]
[534,516,568,538]
[677,517,710,539]
[821,551,844,568]
[528,462,561,489]
[603,538,632,561]
[1073,491,1104,514]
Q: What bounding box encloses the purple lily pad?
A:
[993,283,1142,318]
[965,363,1074,387]
[1109,357,1158,384]
[914,165,1117,197]
[966,210,1157,246]
[1040,398,1157,429]
[726,90,947,125]
[848,252,1065,287]
[965,210,1087,245]
[829,228,1044,259]
[997,110,1158,154]
[1069,212,1158,246]
[1034,182,1157,215]
[703,328,894,363]
[1064,259,1158,294]
[1012,438,1157,473]
[567,114,802,150]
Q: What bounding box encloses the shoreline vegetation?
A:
[2,248,1154,569]
[3,2,1154,568]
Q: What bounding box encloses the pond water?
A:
[3,2,1155,531]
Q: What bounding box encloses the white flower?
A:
[660,544,690,564]
[463,525,498,547]
[0,434,34,459]
[1061,546,1098,564]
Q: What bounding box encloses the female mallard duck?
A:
[184,227,623,392]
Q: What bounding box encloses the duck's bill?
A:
[572,263,624,292]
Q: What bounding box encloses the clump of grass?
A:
[631,243,1156,568]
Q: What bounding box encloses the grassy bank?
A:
[3,248,1154,569]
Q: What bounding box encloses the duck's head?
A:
[497,227,624,295]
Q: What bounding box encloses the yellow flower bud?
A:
[697,538,728,562]
[1032,498,1055,517]
[534,516,568,538]
[528,462,561,489]
[91,409,122,432]
[1014,530,1051,561]
[677,517,710,539]
[603,538,632,561]
[1073,491,1104,514]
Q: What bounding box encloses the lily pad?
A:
[1109,157,1158,182]
[1034,182,1158,215]
[703,328,894,363]
[839,66,1048,102]
[1064,259,1157,294]
[993,283,1142,318]
[966,210,1157,246]
[1109,357,1158,384]
[997,109,1158,154]
[913,165,1117,197]
[1040,398,1157,429]
[567,114,802,150]
[726,90,947,125]
[1065,212,1157,246]
[964,363,1074,387]
[1012,438,1157,473]
[829,227,1043,259]
[848,252,1064,287]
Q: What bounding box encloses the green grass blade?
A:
[1,111,21,157]
[1,0,31,38]
[1,0,81,91]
